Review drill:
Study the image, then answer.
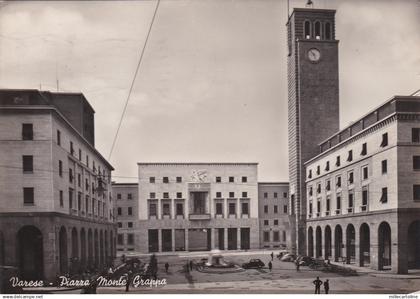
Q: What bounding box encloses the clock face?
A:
[308,48,321,62]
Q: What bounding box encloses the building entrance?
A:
[189,229,210,251]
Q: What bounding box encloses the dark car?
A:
[280,253,297,262]
[296,256,315,266]
[242,259,265,269]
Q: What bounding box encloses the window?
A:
[57,130,61,146]
[78,149,82,161]
[326,180,331,191]
[274,205,278,213]
[86,155,89,168]
[317,183,321,194]
[264,192,268,198]
[22,124,33,140]
[69,189,73,210]
[229,176,234,183]
[284,205,288,213]
[176,203,184,216]
[127,234,134,245]
[150,192,156,199]
[162,204,170,216]
[362,166,369,180]
[116,207,122,216]
[128,193,132,200]
[264,205,268,213]
[216,203,223,215]
[59,190,63,207]
[336,156,341,167]
[69,168,73,183]
[274,192,278,198]
[149,203,157,216]
[314,21,321,39]
[362,188,368,206]
[325,22,331,39]
[78,174,81,187]
[149,177,155,183]
[380,133,388,147]
[59,160,63,177]
[325,161,330,171]
[216,192,222,198]
[336,195,341,210]
[118,222,122,228]
[380,188,388,203]
[273,231,280,242]
[413,185,420,201]
[309,201,313,215]
[117,234,124,245]
[336,176,342,188]
[412,128,420,142]
[283,231,287,242]
[127,222,133,228]
[263,231,270,242]
[176,176,182,183]
[361,143,367,156]
[304,20,311,39]
[77,192,81,211]
[317,200,321,213]
[216,176,221,183]
[242,176,247,183]
[163,192,169,199]
[177,192,182,199]
[348,192,354,208]
[316,165,320,175]
[242,192,248,198]
[283,192,287,198]
[308,169,312,179]
[274,219,279,225]
[85,196,89,213]
[326,197,330,211]
[347,150,353,162]
[163,177,169,183]
[70,141,74,155]
[22,155,33,172]
[241,202,249,215]
[228,203,236,215]
[128,207,133,215]
[229,192,235,198]
[117,193,121,200]
[264,220,269,226]
[382,160,388,174]
[413,156,420,170]
[348,171,354,184]
[309,186,313,196]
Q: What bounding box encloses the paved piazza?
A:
[86,252,420,294]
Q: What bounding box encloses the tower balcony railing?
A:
[189,213,211,220]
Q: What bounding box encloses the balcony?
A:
[360,205,368,212]
[347,207,354,213]
[189,213,211,220]
[335,209,341,215]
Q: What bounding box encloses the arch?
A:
[304,20,311,39]
[378,221,391,270]
[307,226,314,257]
[80,228,87,267]
[59,226,68,274]
[315,226,322,258]
[94,229,99,268]
[408,221,420,269]
[104,230,109,266]
[70,227,79,274]
[17,226,44,280]
[88,229,93,268]
[314,21,321,39]
[346,224,355,264]
[325,22,332,40]
[0,230,4,266]
[359,223,370,267]
[324,225,332,260]
[100,230,104,267]
[334,225,343,262]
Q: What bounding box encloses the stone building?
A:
[258,182,291,249]
[136,163,259,253]
[287,8,340,254]
[305,96,420,274]
[0,89,116,281]
[112,183,138,253]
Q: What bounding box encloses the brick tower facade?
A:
[287,8,340,254]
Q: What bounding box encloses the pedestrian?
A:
[324,279,330,294]
[189,260,193,271]
[270,252,274,261]
[125,271,132,293]
[313,276,323,294]
[268,261,272,272]
[185,261,190,273]
[295,260,300,272]
[165,262,169,273]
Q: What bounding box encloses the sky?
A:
[0,0,419,183]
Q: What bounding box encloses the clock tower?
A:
[287,8,340,255]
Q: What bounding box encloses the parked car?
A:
[296,256,315,266]
[242,259,265,269]
[276,250,289,259]
[280,253,297,262]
